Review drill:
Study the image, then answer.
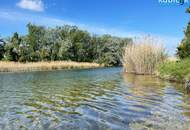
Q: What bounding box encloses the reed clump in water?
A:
[0,61,102,72]
[122,36,167,75]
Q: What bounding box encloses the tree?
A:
[186,6,190,13]
[0,39,5,60]
[96,35,131,66]
[3,43,14,61]
[177,7,190,59]
[3,33,21,61]
[27,23,46,61]
[10,32,21,61]
[0,23,132,66]
[18,37,30,62]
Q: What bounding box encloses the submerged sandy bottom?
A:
[0,68,189,130]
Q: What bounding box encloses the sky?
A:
[0,0,189,55]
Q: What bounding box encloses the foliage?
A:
[158,58,190,82]
[122,36,167,74]
[3,33,21,61]
[0,39,5,60]
[177,7,190,59]
[1,24,131,66]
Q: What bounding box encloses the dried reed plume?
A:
[122,36,167,74]
[0,61,102,72]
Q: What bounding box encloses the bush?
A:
[177,22,190,59]
[177,8,190,59]
[158,59,190,82]
[122,36,167,74]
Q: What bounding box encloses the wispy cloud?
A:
[0,10,182,55]
[16,0,44,12]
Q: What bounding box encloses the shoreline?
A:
[124,71,190,92]
[0,61,103,73]
[156,74,190,92]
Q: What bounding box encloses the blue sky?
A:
[0,0,189,54]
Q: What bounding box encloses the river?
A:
[0,67,190,130]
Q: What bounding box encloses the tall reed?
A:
[122,36,167,74]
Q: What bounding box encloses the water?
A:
[0,67,190,130]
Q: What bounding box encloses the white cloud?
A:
[16,0,44,12]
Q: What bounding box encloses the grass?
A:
[0,61,102,72]
[122,36,166,74]
[157,58,190,83]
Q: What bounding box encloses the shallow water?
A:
[0,67,190,130]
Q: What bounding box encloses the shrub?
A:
[177,8,190,59]
[158,58,190,82]
[122,36,167,74]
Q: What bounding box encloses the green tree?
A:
[18,36,31,62]
[27,23,46,61]
[3,33,21,61]
[10,32,21,61]
[177,7,190,58]
[0,23,132,66]
[96,35,131,66]
[0,39,5,60]
[3,43,14,61]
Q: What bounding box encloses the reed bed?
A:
[122,36,167,74]
[0,61,102,72]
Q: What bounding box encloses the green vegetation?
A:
[157,7,190,91]
[158,59,190,82]
[0,23,131,66]
[0,39,4,60]
[158,7,190,83]
[177,7,190,59]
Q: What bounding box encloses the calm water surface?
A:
[0,67,190,130]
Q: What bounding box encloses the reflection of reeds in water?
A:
[122,36,166,74]
[0,61,102,72]
[123,73,190,130]
[123,73,165,88]
[122,73,166,97]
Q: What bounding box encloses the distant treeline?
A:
[0,23,132,66]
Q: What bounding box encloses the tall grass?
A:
[122,36,167,74]
[0,61,102,72]
[158,59,190,82]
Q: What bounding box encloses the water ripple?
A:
[0,68,189,130]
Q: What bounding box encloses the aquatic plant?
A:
[122,36,167,74]
[0,61,102,72]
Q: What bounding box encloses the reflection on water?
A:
[123,74,190,130]
[0,68,190,130]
